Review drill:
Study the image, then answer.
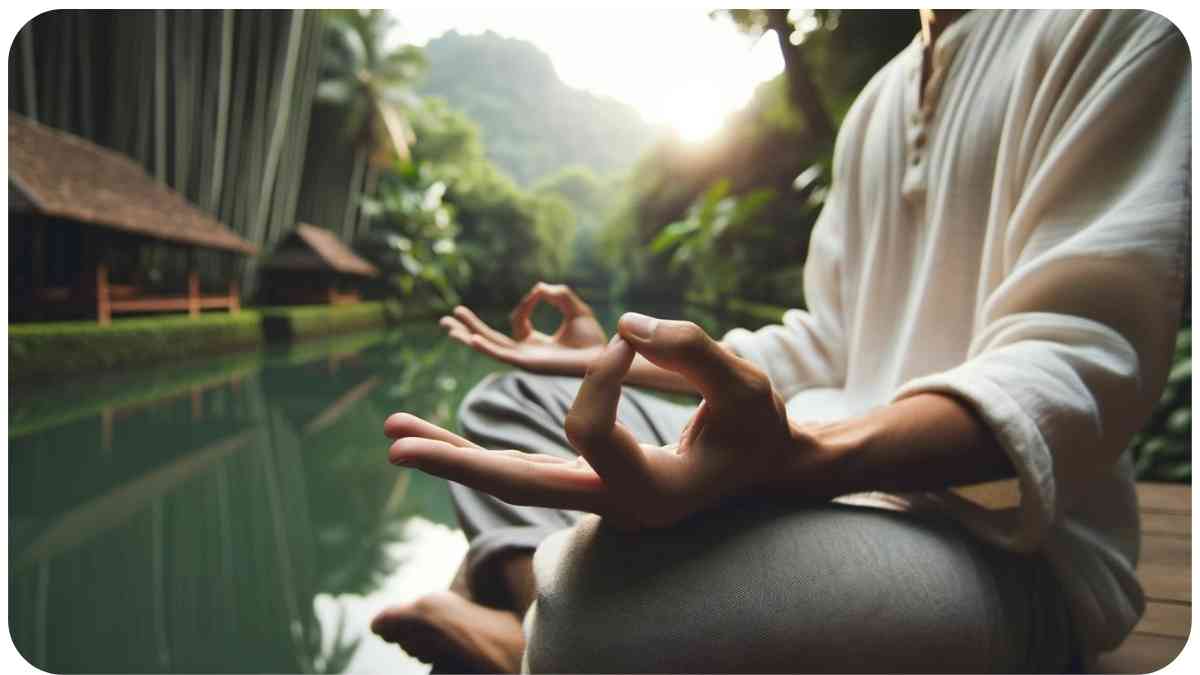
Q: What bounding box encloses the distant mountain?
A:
[419,30,661,185]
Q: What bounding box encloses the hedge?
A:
[10,311,265,383]
[9,302,397,383]
[259,301,396,341]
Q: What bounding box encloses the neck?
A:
[919,9,968,45]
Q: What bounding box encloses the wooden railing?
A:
[96,265,241,325]
[327,288,361,305]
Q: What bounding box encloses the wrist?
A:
[779,415,880,500]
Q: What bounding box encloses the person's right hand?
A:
[439,282,608,376]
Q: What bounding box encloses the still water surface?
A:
[10,306,749,673]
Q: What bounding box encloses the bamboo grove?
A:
[9,10,367,296]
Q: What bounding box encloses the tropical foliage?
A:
[316,9,425,239]
[595,10,918,307]
[1131,325,1192,481]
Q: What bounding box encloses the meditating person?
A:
[372,8,1189,673]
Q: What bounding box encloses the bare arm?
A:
[782,392,1014,500]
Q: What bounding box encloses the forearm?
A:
[783,392,1015,500]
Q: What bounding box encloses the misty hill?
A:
[419,30,661,185]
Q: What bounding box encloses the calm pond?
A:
[9,305,749,673]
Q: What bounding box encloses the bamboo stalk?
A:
[280,13,323,235]
[56,12,72,131]
[209,9,234,212]
[20,22,37,120]
[154,10,167,182]
[251,9,305,246]
[173,10,190,191]
[219,11,251,223]
[342,146,366,241]
[78,11,93,138]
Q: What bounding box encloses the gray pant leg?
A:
[526,504,1075,673]
[450,371,694,601]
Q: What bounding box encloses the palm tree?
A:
[317,10,425,241]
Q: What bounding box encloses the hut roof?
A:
[8,114,257,255]
[262,224,378,277]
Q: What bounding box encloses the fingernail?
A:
[621,312,657,340]
[608,333,622,346]
[389,443,412,465]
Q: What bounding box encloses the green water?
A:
[8,305,759,673]
[9,321,508,674]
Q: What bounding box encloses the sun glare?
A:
[659,82,733,143]
[396,9,785,146]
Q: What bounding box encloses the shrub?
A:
[258,301,395,341]
[1131,325,1191,482]
[9,302,400,382]
[9,311,264,383]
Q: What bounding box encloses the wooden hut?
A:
[8,115,257,324]
[258,223,378,305]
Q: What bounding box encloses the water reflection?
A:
[9,304,758,672]
[10,323,501,674]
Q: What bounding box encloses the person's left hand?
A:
[385,314,814,530]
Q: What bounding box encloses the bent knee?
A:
[523,506,1028,673]
[458,371,579,432]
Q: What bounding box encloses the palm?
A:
[517,313,605,350]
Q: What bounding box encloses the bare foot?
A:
[371,591,526,673]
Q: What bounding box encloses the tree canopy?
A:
[419,30,660,185]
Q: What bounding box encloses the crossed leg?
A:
[371,371,694,672]
[371,371,1075,673]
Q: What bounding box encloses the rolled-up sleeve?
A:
[893,24,1189,552]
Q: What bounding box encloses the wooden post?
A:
[96,263,111,325]
[229,278,240,314]
[187,248,200,319]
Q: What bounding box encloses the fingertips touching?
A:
[584,335,635,381]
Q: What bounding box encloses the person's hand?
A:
[439,282,607,376]
[387,313,815,530]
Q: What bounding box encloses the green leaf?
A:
[792,164,823,192]
[650,220,701,253]
[1167,408,1191,435]
[1168,358,1191,384]
[1162,461,1191,481]
[316,79,355,104]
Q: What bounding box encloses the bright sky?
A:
[390,7,784,142]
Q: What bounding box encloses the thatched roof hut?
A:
[9,115,255,323]
[259,224,377,305]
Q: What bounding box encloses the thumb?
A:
[617,312,757,407]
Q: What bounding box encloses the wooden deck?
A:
[1094,482,1191,673]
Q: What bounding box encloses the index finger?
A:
[390,437,607,511]
[564,337,651,491]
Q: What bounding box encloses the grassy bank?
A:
[9,302,397,383]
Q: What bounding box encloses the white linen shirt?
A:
[722,9,1190,656]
